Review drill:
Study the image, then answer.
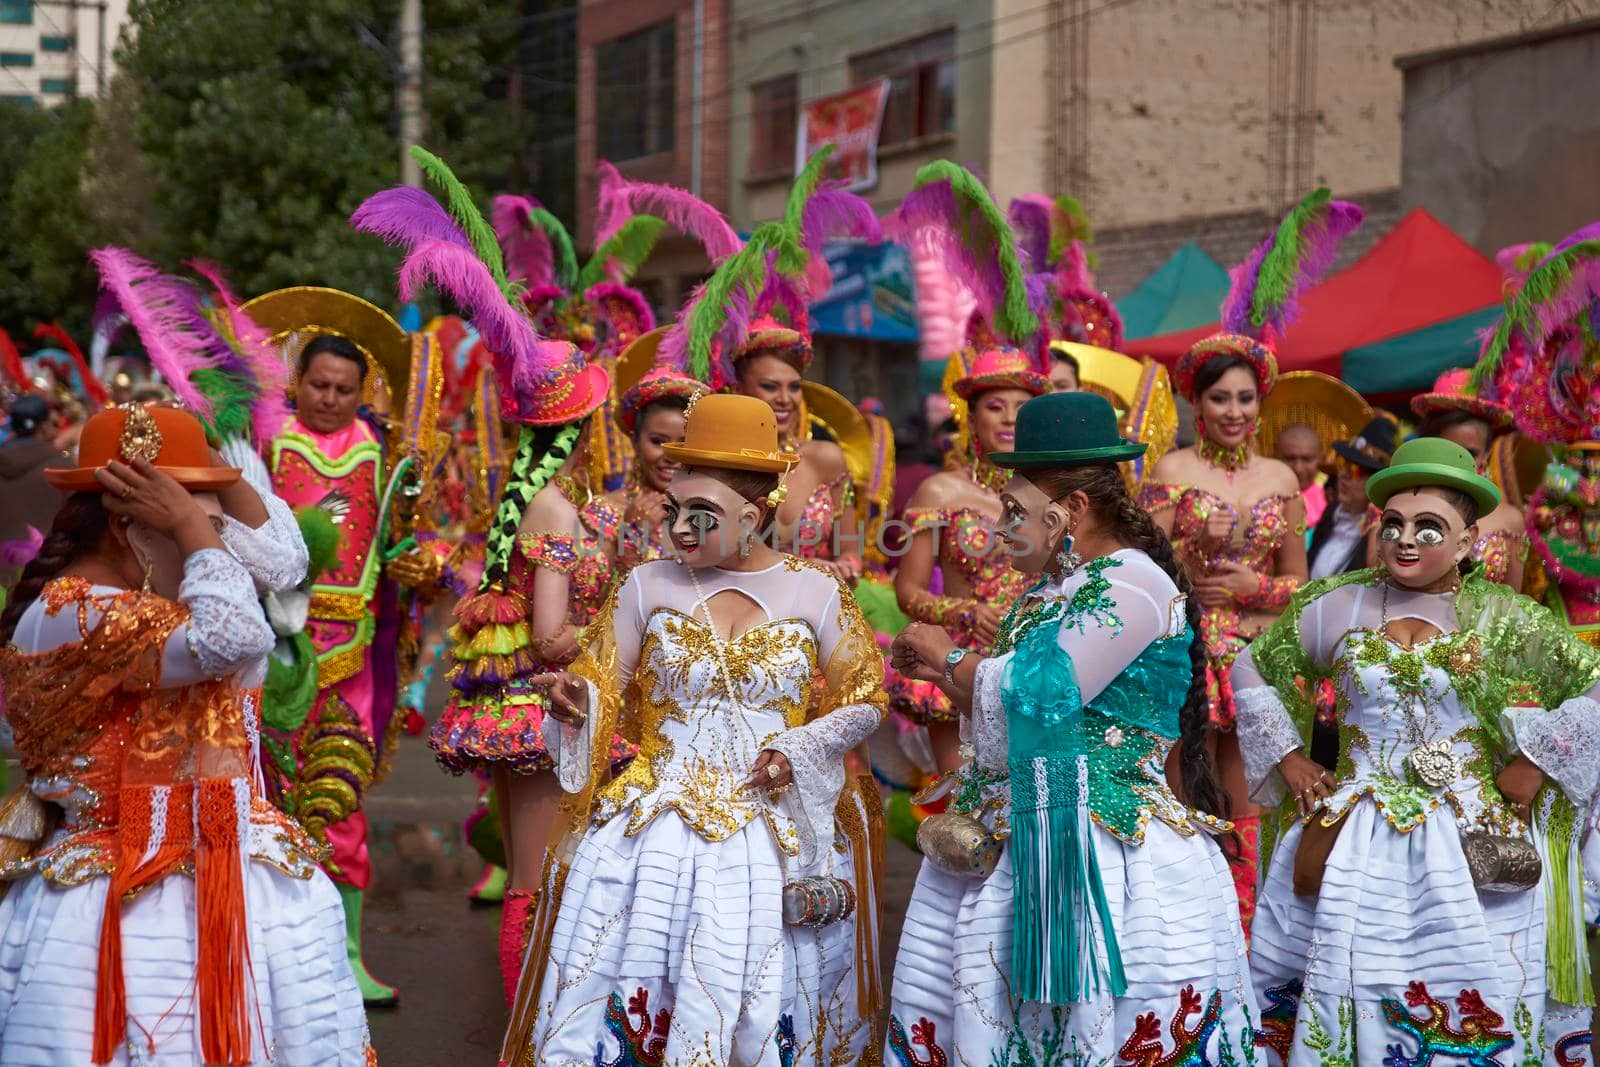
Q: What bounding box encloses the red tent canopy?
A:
[1127,209,1506,375]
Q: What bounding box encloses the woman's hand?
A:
[97,457,221,558]
[1496,754,1545,824]
[625,490,669,529]
[1279,749,1338,818]
[532,671,590,727]
[1193,561,1258,607]
[744,749,793,791]
[386,547,441,589]
[1200,505,1237,549]
[891,622,959,685]
[969,603,1003,646]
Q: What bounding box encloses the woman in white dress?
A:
[887,392,1255,1066]
[0,404,370,1066]
[499,393,886,1067]
[1233,436,1600,1065]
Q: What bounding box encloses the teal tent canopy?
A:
[1116,242,1229,340]
[1341,305,1503,395]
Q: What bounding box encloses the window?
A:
[595,19,676,162]
[0,51,34,67]
[0,1,31,25]
[749,74,797,175]
[39,35,71,52]
[0,94,36,107]
[40,76,72,94]
[849,30,956,148]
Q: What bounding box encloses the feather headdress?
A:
[884,160,1040,354]
[1006,193,1121,352]
[32,323,108,407]
[593,160,743,264]
[187,260,290,441]
[1219,187,1364,342]
[88,248,224,418]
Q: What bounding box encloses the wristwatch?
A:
[943,648,971,686]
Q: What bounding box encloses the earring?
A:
[739,526,754,560]
[138,551,153,592]
[1055,523,1082,578]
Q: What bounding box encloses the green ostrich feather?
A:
[1470,239,1600,394]
[410,145,510,295]
[190,367,255,441]
[295,506,343,584]
[1251,186,1331,327]
[783,147,834,261]
[1052,195,1097,269]
[576,215,666,292]
[520,202,579,291]
[684,222,790,383]
[912,160,1040,345]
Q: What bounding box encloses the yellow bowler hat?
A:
[661,393,797,473]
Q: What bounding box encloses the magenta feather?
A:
[594,160,742,263]
[1221,191,1362,339]
[887,181,1009,326]
[187,259,290,441]
[797,181,881,300]
[89,247,218,416]
[491,194,557,290]
[1219,240,1272,337]
[397,238,573,397]
[583,282,656,340]
[1008,195,1055,270]
[1057,240,1094,295]
[350,186,472,255]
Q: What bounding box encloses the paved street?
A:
[362,680,922,1065]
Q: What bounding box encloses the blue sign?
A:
[809,240,919,343]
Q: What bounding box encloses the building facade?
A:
[0,0,129,106]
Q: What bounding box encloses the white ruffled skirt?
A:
[886,819,1256,1065]
[522,811,861,1067]
[0,863,370,1066]
[1250,798,1546,1066]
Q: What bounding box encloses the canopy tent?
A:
[1126,209,1507,393]
[1116,241,1230,340]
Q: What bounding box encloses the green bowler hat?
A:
[1365,436,1501,516]
[988,391,1148,469]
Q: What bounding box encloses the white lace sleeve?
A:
[1503,696,1600,807]
[168,548,276,683]
[1235,677,1300,807]
[220,470,309,596]
[766,701,880,869]
[971,653,1009,773]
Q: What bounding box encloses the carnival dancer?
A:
[1141,188,1361,935]
[1233,436,1600,1065]
[885,391,1253,1064]
[353,146,629,1006]
[495,392,885,1066]
[890,347,1045,774]
[1412,368,1528,589]
[0,403,371,1065]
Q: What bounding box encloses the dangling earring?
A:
[137,550,153,592]
[738,523,754,560]
[1055,521,1082,578]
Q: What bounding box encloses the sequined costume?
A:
[1234,569,1600,1065]
[1474,527,1527,587]
[0,555,372,1065]
[502,558,886,1066]
[432,475,625,774]
[886,552,1255,1063]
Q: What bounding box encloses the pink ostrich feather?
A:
[583,282,656,340]
[593,160,742,263]
[397,238,571,398]
[89,247,219,416]
[187,259,290,440]
[1056,240,1095,295]
[491,194,558,290]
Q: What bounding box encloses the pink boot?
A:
[500,889,536,1007]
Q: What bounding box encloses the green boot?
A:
[335,881,398,1007]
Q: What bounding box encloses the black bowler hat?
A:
[988,392,1148,469]
[1331,416,1398,473]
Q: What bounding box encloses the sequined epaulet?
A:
[1136,482,1184,514]
[518,532,578,575]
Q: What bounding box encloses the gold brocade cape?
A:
[0,579,293,1065]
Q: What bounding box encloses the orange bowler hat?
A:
[661,393,797,473]
[46,404,242,492]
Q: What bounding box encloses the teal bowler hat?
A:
[988,391,1148,469]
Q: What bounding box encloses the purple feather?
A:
[886,181,1007,324]
[799,181,881,301]
[593,160,742,263]
[350,186,471,254]
[397,238,571,398]
[1220,238,1272,336]
[1008,196,1055,271]
[491,194,556,289]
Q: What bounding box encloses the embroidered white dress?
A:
[0,529,369,1065]
[886,550,1257,1067]
[510,559,885,1067]
[1233,576,1600,1067]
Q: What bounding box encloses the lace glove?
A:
[970,655,1009,773]
[766,703,879,869]
[1502,697,1600,807]
[542,680,599,795]
[1235,685,1303,807]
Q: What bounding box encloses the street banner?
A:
[797,78,891,192]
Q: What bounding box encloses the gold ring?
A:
[121,485,134,500]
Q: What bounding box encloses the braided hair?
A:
[1024,463,1230,826]
[1,493,110,643]
[480,419,585,587]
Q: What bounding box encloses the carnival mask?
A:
[1376,489,1475,591]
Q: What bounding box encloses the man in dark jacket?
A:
[0,395,68,585]
[1308,416,1396,579]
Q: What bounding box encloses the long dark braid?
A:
[1027,464,1230,826]
[480,419,584,588]
[1,493,109,643]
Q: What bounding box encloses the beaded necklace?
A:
[969,456,1009,494]
[1196,434,1251,475]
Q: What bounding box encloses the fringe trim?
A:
[1537,796,1593,1006]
